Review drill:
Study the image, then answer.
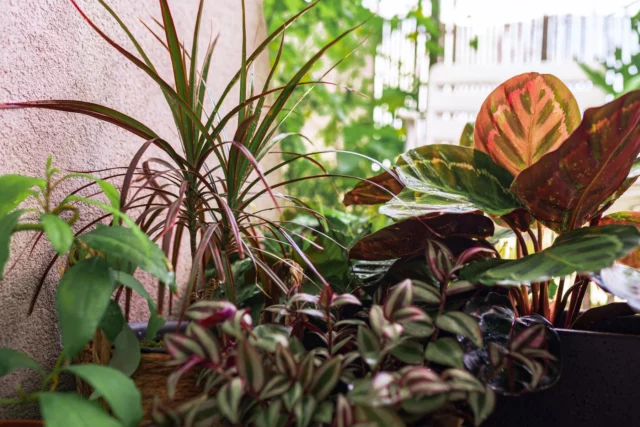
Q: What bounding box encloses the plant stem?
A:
[551,277,566,323]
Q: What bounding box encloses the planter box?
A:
[484,327,640,426]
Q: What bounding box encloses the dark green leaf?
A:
[41,214,74,255]
[0,348,42,376]
[108,323,141,378]
[462,225,640,285]
[99,299,125,342]
[56,258,115,359]
[63,364,142,427]
[112,271,165,340]
[426,337,464,369]
[391,340,424,364]
[469,388,496,425]
[357,327,381,368]
[0,175,44,217]
[382,145,521,219]
[237,338,264,392]
[311,356,343,400]
[435,312,482,347]
[39,392,120,427]
[0,210,22,279]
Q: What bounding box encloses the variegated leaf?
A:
[600,211,640,268]
[474,72,581,177]
[343,169,404,206]
[383,145,521,219]
[511,90,640,231]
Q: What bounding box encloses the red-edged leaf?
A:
[343,170,404,206]
[331,293,362,308]
[311,356,343,400]
[336,395,354,427]
[275,344,298,378]
[511,90,640,231]
[600,211,640,267]
[474,72,581,177]
[349,212,494,261]
[383,279,413,318]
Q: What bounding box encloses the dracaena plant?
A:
[0,0,357,320]
[153,278,509,426]
[0,159,176,426]
[344,72,640,331]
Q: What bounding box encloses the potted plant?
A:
[343,72,640,425]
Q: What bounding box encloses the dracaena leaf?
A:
[435,312,482,347]
[237,338,264,392]
[311,356,343,400]
[461,225,640,285]
[474,72,581,177]
[600,211,640,268]
[590,264,640,311]
[426,337,465,369]
[343,169,404,206]
[349,213,494,261]
[511,90,640,231]
[382,145,521,219]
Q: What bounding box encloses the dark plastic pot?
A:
[484,320,640,427]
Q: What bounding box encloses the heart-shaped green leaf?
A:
[41,213,74,255]
[349,212,494,261]
[56,257,115,359]
[512,90,640,231]
[0,348,42,377]
[474,73,581,177]
[63,364,143,427]
[382,145,521,219]
[461,225,640,285]
[0,175,45,218]
[39,392,120,427]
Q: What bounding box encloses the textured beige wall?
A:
[0,0,268,418]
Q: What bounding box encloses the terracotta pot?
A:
[0,422,44,427]
[484,319,640,427]
[75,322,200,422]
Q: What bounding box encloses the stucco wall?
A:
[0,0,268,418]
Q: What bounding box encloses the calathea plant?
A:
[344,72,640,394]
[152,277,511,426]
[0,159,175,426]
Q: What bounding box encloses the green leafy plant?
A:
[0,160,175,425]
[153,279,498,426]
[0,0,363,321]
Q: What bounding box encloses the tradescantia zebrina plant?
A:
[150,279,521,426]
[0,0,357,320]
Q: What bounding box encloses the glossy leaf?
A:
[462,224,640,285]
[590,264,640,311]
[80,225,174,286]
[39,392,120,427]
[511,90,640,231]
[343,170,404,206]
[0,210,22,279]
[41,214,74,255]
[0,348,42,376]
[600,211,640,267]
[349,212,494,260]
[64,364,143,427]
[426,337,464,369]
[382,145,521,219]
[56,257,115,359]
[435,312,483,347]
[0,174,44,217]
[474,73,581,176]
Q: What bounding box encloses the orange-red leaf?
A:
[343,170,404,206]
[474,73,581,177]
[511,90,640,231]
[600,211,640,268]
